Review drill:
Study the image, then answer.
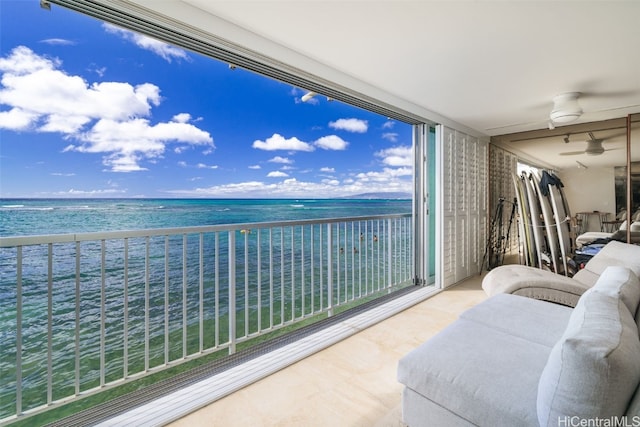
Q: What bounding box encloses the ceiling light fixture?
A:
[550,92,582,124]
[585,139,605,156]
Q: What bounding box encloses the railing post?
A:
[123,238,129,378]
[47,243,53,405]
[74,241,81,395]
[16,246,22,416]
[183,234,188,359]
[228,231,236,354]
[144,237,150,372]
[100,240,106,387]
[326,223,333,317]
[387,218,393,293]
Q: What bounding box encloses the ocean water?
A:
[0,198,411,236]
[0,198,412,418]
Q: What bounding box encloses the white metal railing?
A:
[0,214,413,423]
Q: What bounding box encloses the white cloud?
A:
[0,46,213,172]
[40,114,91,133]
[248,165,261,169]
[166,166,412,198]
[103,23,189,62]
[252,133,314,152]
[89,65,106,77]
[267,171,289,178]
[40,38,76,46]
[375,146,412,167]
[51,188,128,196]
[0,107,38,130]
[320,167,335,173]
[178,160,217,169]
[355,167,412,182]
[0,45,59,74]
[0,47,160,124]
[177,181,277,196]
[321,178,339,185]
[268,156,293,164]
[64,117,212,172]
[51,172,76,177]
[382,132,399,143]
[197,163,218,169]
[315,135,348,150]
[328,118,368,133]
[172,113,192,123]
[382,120,395,129]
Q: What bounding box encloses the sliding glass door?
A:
[413,124,437,285]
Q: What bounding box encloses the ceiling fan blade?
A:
[559,151,587,156]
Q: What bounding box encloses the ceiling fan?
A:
[559,132,616,156]
[549,92,583,126]
[487,90,640,133]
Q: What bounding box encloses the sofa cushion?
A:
[399,316,550,426]
[460,293,572,347]
[537,284,640,426]
[573,241,640,286]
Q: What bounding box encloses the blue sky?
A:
[0,1,413,198]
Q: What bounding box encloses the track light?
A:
[563,135,570,144]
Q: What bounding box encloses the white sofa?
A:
[482,241,640,307]
[398,266,640,426]
[576,221,640,248]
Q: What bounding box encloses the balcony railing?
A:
[0,214,413,423]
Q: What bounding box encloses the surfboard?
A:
[549,185,572,276]
[513,173,535,267]
[524,172,545,269]
[533,170,560,274]
[555,174,576,253]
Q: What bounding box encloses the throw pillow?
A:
[590,266,640,316]
[537,287,640,426]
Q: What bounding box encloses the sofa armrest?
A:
[482,265,591,307]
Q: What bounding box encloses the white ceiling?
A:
[133,0,640,169]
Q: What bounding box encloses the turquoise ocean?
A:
[0,198,411,418]
[0,198,411,236]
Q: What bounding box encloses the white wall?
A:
[557,167,616,231]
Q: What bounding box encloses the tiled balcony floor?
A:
[168,274,487,427]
